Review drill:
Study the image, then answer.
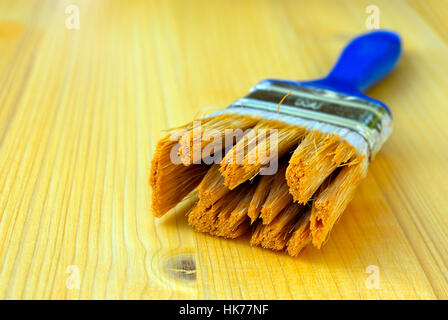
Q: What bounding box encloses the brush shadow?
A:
[156,191,198,227]
[295,179,397,269]
[154,191,387,270]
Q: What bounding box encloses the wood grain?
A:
[1,0,448,299]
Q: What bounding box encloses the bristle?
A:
[188,183,253,239]
[286,209,312,256]
[250,202,302,251]
[150,136,208,217]
[187,203,207,232]
[310,155,368,249]
[259,162,294,225]
[220,120,306,189]
[151,109,371,256]
[247,174,274,223]
[215,184,255,238]
[187,191,238,235]
[195,164,253,237]
[178,114,259,165]
[286,130,356,204]
[197,164,230,208]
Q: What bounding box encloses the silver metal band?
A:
[226,81,393,159]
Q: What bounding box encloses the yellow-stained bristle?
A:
[220,120,306,190]
[247,174,274,223]
[151,113,368,255]
[286,130,356,204]
[259,162,294,225]
[188,182,253,239]
[310,154,367,249]
[215,184,255,238]
[197,164,230,208]
[187,203,206,231]
[178,114,259,165]
[150,135,208,217]
[286,209,312,256]
[188,190,239,235]
[250,202,302,251]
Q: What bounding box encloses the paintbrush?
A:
[150,30,401,255]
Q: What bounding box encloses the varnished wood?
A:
[1,0,448,299]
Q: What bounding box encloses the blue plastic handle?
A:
[303,30,402,95]
[261,30,402,115]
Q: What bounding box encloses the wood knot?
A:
[164,253,196,281]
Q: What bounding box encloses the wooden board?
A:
[1,0,448,299]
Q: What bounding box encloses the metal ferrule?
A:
[225,81,393,160]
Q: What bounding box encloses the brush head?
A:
[223,79,392,160]
[149,31,400,255]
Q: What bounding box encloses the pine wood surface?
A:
[1,0,448,299]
